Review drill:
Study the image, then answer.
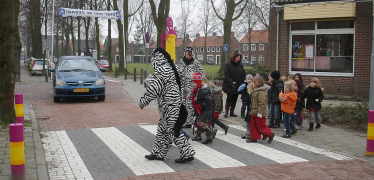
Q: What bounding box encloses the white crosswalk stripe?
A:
[140,125,247,168]
[42,131,93,180]
[41,125,353,179]
[91,127,175,175]
[229,125,352,161]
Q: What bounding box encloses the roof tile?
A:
[239,30,268,43]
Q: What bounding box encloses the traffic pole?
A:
[10,123,25,180]
[140,69,143,85]
[15,94,24,124]
[366,110,374,156]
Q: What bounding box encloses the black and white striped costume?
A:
[139,48,195,160]
[177,47,205,126]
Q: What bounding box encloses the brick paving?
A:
[0,62,373,179]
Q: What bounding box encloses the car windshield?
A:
[98,60,109,65]
[58,59,99,71]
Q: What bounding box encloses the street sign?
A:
[223,44,228,53]
[145,32,150,44]
[145,44,149,48]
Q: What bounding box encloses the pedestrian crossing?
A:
[41,125,353,180]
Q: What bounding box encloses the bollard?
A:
[144,70,147,88]
[44,67,48,82]
[124,68,127,80]
[10,123,25,180]
[366,110,374,156]
[140,69,143,85]
[15,94,24,124]
[134,68,136,82]
[115,67,118,78]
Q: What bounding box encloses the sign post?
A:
[145,32,150,74]
[223,44,229,63]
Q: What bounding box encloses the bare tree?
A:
[176,0,194,52]
[253,0,270,30]
[200,0,218,64]
[210,0,248,72]
[14,0,22,82]
[106,0,112,70]
[0,0,19,125]
[149,0,170,46]
[133,1,155,47]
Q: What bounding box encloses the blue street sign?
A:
[155,44,158,49]
[223,44,228,53]
[145,32,150,44]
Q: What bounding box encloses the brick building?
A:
[269,0,372,97]
[188,32,239,65]
[239,30,269,65]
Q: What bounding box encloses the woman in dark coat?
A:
[222,52,246,117]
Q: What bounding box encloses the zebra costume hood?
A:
[184,47,195,59]
[151,48,182,90]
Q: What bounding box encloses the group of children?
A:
[237,71,324,140]
[187,70,324,143]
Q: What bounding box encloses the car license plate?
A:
[74,88,89,92]
[38,71,42,73]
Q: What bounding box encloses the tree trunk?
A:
[95,0,100,59]
[149,0,170,46]
[71,17,76,55]
[113,0,125,71]
[220,19,232,72]
[0,0,17,125]
[85,18,91,56]
[55,22,60,58]
[107,0,112,71]
[31,0,42,58]
[65,19,71,56]
[78,18,81,55]
[14,0,21,82]
[204,35,207,64]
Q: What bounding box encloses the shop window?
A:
[291,35,315,72]
[291,22,315,31]
[317,20,354,29]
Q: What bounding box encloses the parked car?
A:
[96,60,109,72]
[50,56,106,102]
[242,59,250,66]
[30,59,49,75]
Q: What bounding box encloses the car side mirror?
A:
[49,68,55,72]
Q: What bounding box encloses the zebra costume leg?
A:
[185,98,195,126]
[151,119,171,159]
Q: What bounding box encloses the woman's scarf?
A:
[190,88,202,115]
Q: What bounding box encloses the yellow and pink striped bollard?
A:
[15,94,24,124]
[367,110,374,156]
[9,123,25,180]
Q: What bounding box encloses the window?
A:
[200,47,204,52]
[212,47,215,52]
[243,55,248,60]
[197,55,203,60]
[207,55,213,62]
[116,47,119,52]
[259,44,264,51]
[251,44,256,51]
[251,55,256,63]
[243,44,248,51]
[290,20,354,75]
[216,55,220,65]
[259,55,264,64]
[291,22,315,31]
[216,47,220,52]
[196,47,199,52]
[126,47,130,52]
[126,55,131,62]
[207,47,210,52]
[115,55,120,63]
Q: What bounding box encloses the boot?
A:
[241,106,246,119]
[145,154,163,160]
[291,129,297,135]
[223,102,230,117]
[308,123,314,131]
[192,131,202,141]
[229,102,238,117]
[201,124,213,144]
[315,123,321,129]
[175,156,194,163]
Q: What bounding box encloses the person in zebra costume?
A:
[177,47,205,128]
[140,48,195,163]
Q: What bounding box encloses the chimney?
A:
[212,32,217,37]
[196,34,200,38]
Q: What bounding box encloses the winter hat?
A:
[246,74,253,80]
[209,83,216,91]
[270,70,280,81]
[184,47,195,58]
[191,73,203,87]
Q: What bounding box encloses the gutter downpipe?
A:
[275,6,283,71]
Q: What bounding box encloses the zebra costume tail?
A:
[174,104,188,137]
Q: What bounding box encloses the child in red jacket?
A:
[279,81,298,138]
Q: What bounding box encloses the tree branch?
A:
[232,0,248,21]
[129,0,144,17]
[149,0,158,23]
[210,0,225,21]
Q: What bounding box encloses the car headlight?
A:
[56,79,66,86]
[95,79,105,85]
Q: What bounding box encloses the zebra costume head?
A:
[184,47,195,59]
[151,48,171,69]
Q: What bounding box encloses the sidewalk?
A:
[106,73,373,162]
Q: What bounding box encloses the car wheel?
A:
[54,96,60,102]
[98,95,105,101]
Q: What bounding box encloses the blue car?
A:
[50,56,106,102]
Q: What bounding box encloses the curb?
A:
[29,103,49,179]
